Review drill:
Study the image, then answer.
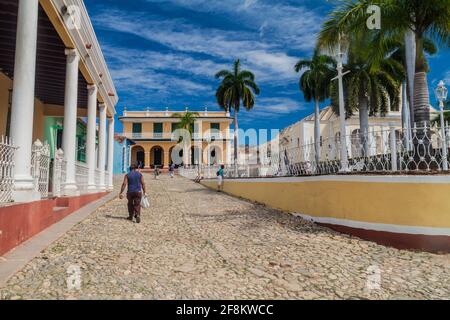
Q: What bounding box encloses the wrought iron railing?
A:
[105,171,111,189]
[180,124,450,180]
[95,168,102,187]
[51,149,66,198]
[75,162,89,193]
[0,136,17,203]
[31,140,51,198]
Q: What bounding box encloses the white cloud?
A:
[144,0,322,51]
[445,71,450,84]
[93,9,305,84]
[239,97,307,124]
[90,1,322,113]
[103,46,214,106]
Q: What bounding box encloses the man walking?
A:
[119,162,147,223]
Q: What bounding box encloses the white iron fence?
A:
[180,123,450,180]
[105,171,110,189]
[0,136,17,203]
[51,149,66,198]
[1,138,110,203]
[95,169,102,187]
[31,140,51,198]
[75,162,89,194]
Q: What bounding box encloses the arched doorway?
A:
[207,146,222,165]
[150,146,164,168]
[131,146,145,168]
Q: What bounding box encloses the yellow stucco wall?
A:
[0,72,46,141]
[201,177,450,229]
[33,99,45,142]
[123,122,132,133]
[0,73,11,136]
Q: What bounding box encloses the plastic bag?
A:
[141,195,150,209]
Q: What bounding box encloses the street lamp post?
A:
[435,80,448,171]
[332,38,350,172]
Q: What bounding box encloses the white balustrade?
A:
[31,140,51,198]
[181,123,450,180]
[52,149,66,198]
[0,136,17,203]
[75,162,89,194]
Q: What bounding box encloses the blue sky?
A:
[84,0,450,134]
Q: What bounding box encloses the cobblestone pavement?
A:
[1,174,449,300]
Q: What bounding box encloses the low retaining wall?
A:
[201,176,450,253]
[0,192,109,256]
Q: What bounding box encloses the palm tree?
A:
[328,35,404,155]
[172,111,199,135]
[172,111,199,166]
[215,59,261,166]
[318,0,450,127]
[295,50,336,163]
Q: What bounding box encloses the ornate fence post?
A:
[390,125,398,172]
[446,121,450,170]
[441,120,449,171]
[32,140,43,193]
[53,149,64,198]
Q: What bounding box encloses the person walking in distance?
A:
[119,162,147,223]
[217,165,225,192]
[169,163,175,178]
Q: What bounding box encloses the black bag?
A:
[216,171,220,176]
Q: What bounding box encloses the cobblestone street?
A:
[1,174,449,300]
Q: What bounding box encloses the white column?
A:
[62,49,80,196]
[98,104,107,191]
[86,84,98,192]
[107,117,115,190]
[10,0,40,202]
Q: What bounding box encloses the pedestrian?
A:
[217,165,225,192]
[119,162,147,223]
[154,165,160,179]
[169,163,175,178]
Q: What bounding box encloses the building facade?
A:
[113,136,135,175]
[278,106,403,159]
[119,108,233,169]
[0,0,118,202]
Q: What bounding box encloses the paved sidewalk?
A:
[0,174,448,300]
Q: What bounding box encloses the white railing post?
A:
[32,140,42,193]
[390,125,398,172]
[446,122,450,170]
[53,149,61,198]
[441,119,448,171]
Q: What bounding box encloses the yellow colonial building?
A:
[119,108,233,169]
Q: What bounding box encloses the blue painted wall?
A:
[113,138,134,175]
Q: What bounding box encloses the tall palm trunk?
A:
[359,97,370,157]
[413,71,430,126]
[411,71,431,169]
[314,98,321,164]
[404,30,416,127]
